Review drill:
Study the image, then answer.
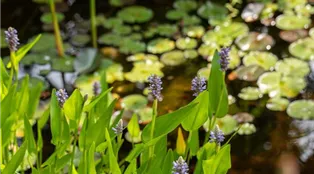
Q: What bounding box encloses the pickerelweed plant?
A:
[1,26,233,173]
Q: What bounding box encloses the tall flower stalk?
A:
[5,27,20,79]
[48,0,64,57]
[90,0,97,48]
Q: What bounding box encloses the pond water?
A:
[1,0,314,173]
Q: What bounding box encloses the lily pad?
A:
[257,72,281,96]
[40,12,65,24]
[275,58,310,77]
[233,112,254,123]
[51,56,74,72]
[161,50,186,66]
[216,115,238,135]
[126,33,143,41]
[275,14,310,30]
[166,9,187,20]
[202,30,233,47]
[157,24,178,37]
[217,22,249,39]
[243,51,278,70]
[20,53,51,65]
[238,87,263,100]
[197,2,228,26]
[280,76,306,98]
[121,94,148,110]
[241,3,264,22]
[113,25,132,35]
[127,53,158,62]
[176,37,198,50]
[182,15,201,26]
[235,32,275,51]
[266,97,290,111]
[238,123,256,135]
[124,61,164,83]
[137,107,153,124]
[70,34,91,47]
[30,33,55,52]
[117,6,153,23]
[184,49,198,59]
[119,39,146,54]
[197,64,211,78]
[183,25,205,38]
[197,44,219,60]
[287,100,314,119]
[98,33,122,46]
[106,63,124,83]
[289,37,314,61]
[74,48,99,74]
[228,47,241,69]
[147,38,175,54]
[174,0,198,12]
[75,74,100,97]
[279,29,308,42]
[125,131,142,143]
[234,65,265,81]
[310,28,314,39]
[102,17,123,29]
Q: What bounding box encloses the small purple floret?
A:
[191,76,206,96]
[56,89,69,107]
[219,47,231,71]
[148,74,163,101]
[172,156,189,174]
[209,125,225,145]
[4,27,20,52]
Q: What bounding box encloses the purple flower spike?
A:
[93,81,101,96]
[219,47,231,71]
[172,156,189,174]
[56,89,69,107]
[209,125,225,145]
[148,74,163,101]
[112,119,124,135]
[4,27,20,52]
[191,76,206,96]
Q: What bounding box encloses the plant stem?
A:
[90,0,97,48]
[149,99,158,158]
[48,0,64,57]
[9,51,18,80]
[70,135,78,174]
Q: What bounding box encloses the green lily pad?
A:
[234,65,265,81]
[238,123,256,135]
[289,37,314,60]
[183,25,205,38]
[147,38,175,54]
[257,72,281,96]
[202,30,233,47]
[228,95,236,105]
[275,58,310,77]
[287,100,314,119]
[106,63,124,83]
[235,32,275,51]
[218,22,249,39]
[197,2,228,26]
[137,107,153,124]
[70,34,91,47]
[174,0,198,12]
[74,48,99,74]
[197,44,219,60]
[184,49,198,59]
[102,17,123,29]
[161,50,186,66]
[75,74,100,97]
[20,53,51,65]
[166,9,187,20]
[280,76,306,98]
[119,39,146,54]
[233,112,254,123]
[157,24,178,37]
[241,3,264,22]
[143,27,158,38]
[238,87,263,100]
[125,131,142,143]
[228,47,241,69]
[117,6,153,23]
[197,64,211,78]
[121,94,148,110]
[127,53,158,62]
[40,12,64,24]
[176,37,198,50]
[31,33,55,52]
[182,15,201,26]
[98,33,122,46]
[51,56,74,72]
[243,51,278,70]
[203,115,238,135]
[275,14,310,30]
[278,0,306,10]
[113,25,132,35]
[126,33,143,41]
[124,61,164,83]
[266,97,290,111]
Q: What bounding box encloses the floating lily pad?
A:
[174,0,198,12]
[197,2,228,26]
[228,95,236,105]
[184,49,198,59]
[233,112,254,123]
[51,57,74,72]
[138,107,153,124]
[238,87,263,100]
[98,33,122,46]
[266,97,290,111]
[157,24,178,37]
[278,0,307,10]
[102,17,123,29]
[217,22,249,39]
[117,6,153,23]
[106,63,124,83]
[20,53,51,65]
[183,25,205,38]
[119,39,146,54]
[70,34,90,47]
[217,115,238,135]
[235,32,275,51]
[143,27,158,38]
[31,33,56,52]
[289,37,314,60]
[127,53,158,62]
[125,131,142,143]
[275,58,310,77]
[124,61,164,83]
[121,94,148,110]
[176,37,197,50]
[280,76,306,98]
[228,47,241,69]
[241,3,264,22]
[243,51,278,70]
[197,64,211,78]
[197,44,219,60]
[113,25,132,35]
[238,123,256,135]
[257,72,281,96]
[275,14,310,30]
[182,15,201,26]
[287,100,314,119]
[166,9,187,20]
[126,33,143,41]
[74,48,99,74]
[40,12,65,24]
[147,38,175,54]
[161,50,186,66]
[202,30,233,47]
[279,29,308,42]
[234,65,265,81]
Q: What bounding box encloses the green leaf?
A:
[26,82,42,119]
[124,159,137,174]
[105,129,121,174]
[2,112,18,146]
[162,149,174,174]
[194,142,216,174]
[1,84,17,125]
[0,59,10,95]
[83,87,113,112]
[127,113,140,137]
[125,143,145,162]
[38,106,50,130]
[202,145,231,174]
[207,50,228,117]
[50,88,62,145]
[188,130,199,156]
[24,115,37,154]
[63,89,83,121]
[142,103,198,143]
[181,91,209,131]
[55,153,72,171]
[87,142,97,174]
[3,141,27,174]
[17,76,30,117]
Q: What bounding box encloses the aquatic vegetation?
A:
[161,50,186,66]
[287,100,314,119]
